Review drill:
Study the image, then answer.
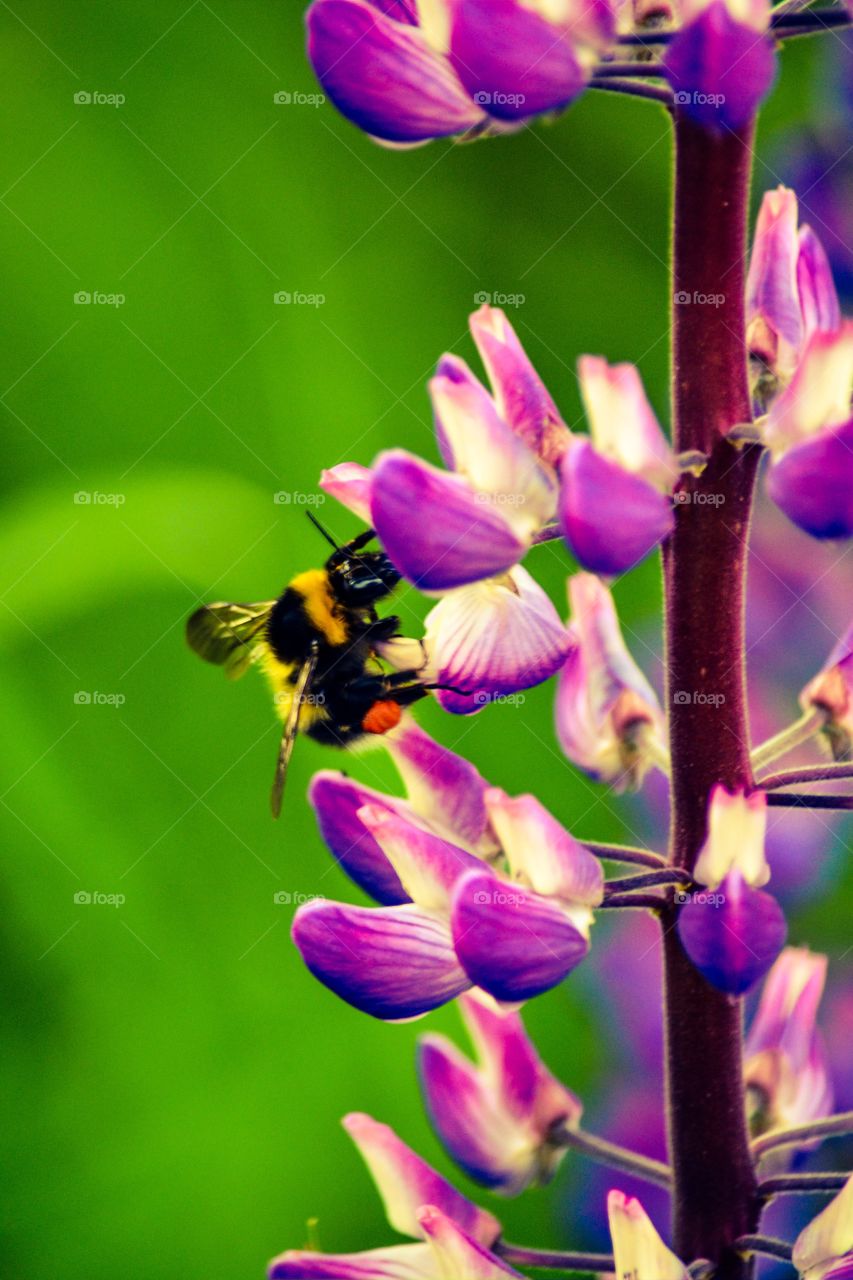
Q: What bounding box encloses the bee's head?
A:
[326,547,401,605]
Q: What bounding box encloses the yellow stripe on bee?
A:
[289,569,350,647]
[260,651,327,727]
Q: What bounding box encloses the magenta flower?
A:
[293,771,603,1018]
[555,573,667,790]
[418,991,583,1194]
[321,305,573,709]
[305,0,616,146]
[744,947,833,1141]
[676,787,787,995]
[746,186,841,387]
[559,357,677,575]
[663,0,777,129]
[763,324,853,539]
[269,1112,523,1278]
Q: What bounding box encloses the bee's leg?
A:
[363,614,401,643]
[343,529,376,553]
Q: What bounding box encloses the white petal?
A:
[424,566,572,709]
[693,786,769,889]
[608,1191,689,1280]
[794,1176,853,1279]
[577,355,676,491]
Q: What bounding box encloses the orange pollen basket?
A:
[361,700,403,735]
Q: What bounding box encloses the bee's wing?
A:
[186,601,275,680]
[270,641,319,819]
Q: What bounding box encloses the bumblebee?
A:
[186,516,437,816]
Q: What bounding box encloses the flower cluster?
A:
[305,0,779,142]
[293,718,604,1017]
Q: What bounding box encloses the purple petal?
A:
[746,187,802,366]
[292,899,469,1020]
[450,870,589,1002]
[343,1113,502,1245]
[798,224,842,340]
[371,449,525,590]
[269,1244,434,1278]
[559,438,674,575]
[664,3,777,131]
[469,305,571,467]
[767,418,853,540]
[418,1034,526,1189]
[677,873,788,996]
[306,0,486,144]
[450,0,591,121]
[425,566,573,714]
[386,718,497,853]
[428,372,557,538]
[357,804,485,910]
[309,772,410,905]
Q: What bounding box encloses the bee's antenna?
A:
[306,510,341,551]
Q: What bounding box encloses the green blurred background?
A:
[0,5,836,1277]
